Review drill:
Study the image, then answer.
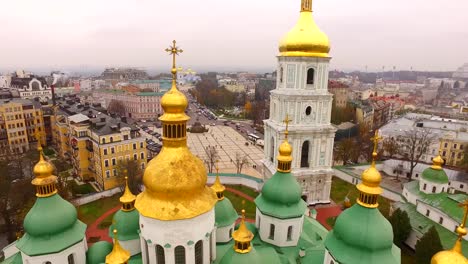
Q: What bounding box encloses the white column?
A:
[165,247,174,264]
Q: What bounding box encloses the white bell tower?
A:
[262,0,336,205]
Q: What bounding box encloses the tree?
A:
[335,138,358,165]
[115,159,143,193]
[415,226,443,264]
[403,128,436,180]
[244,101,252,116]
[234,152,250,174]
[382,137,400,159]
[204,146,219,173]
[107,100,126,117]
[388,208,411,247]
[459,146,468,172]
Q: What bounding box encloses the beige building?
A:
[328,80,349,108]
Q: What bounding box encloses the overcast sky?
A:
[0,0,467,73]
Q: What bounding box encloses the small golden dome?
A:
[33,151,54,178]
[160,81,189,117]
[120,176,136,205]
[278,140,292,157]
[358,166,383,196]
[431,250,468,264]
[432,155,445,170]
[106,229,130,264]
[211,175,226,195]
[279,0,330,57]
[232,209,254,254]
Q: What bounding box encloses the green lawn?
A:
[330,176,393,218]
[77,194,121,224]
[224,191,256,219]
[226,185,259,199]
[98,213,115,229]
[69,181,95,195]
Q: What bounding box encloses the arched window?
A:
[31,81,40,91]
[174,246,186,264]
[306,68,315,85]
[432,186,436,193]
[102,138,106,144]
[195,240,203,264]
[287,226,293,241]
[67,254,75,264]
[423,183,427,190]
[270,137,275,162]
[301,141,310,168]
[44,262,52,264]
[269,224,275,240]
[156,245,165,264]
[280,67,283,83]
[110,136,113,143]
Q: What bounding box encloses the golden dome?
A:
[106,229,130,264]
[135,40,217,220]
[278,140,292,157]
[432,155,445,170]
[211,175,226,196]
[232,209,254,253]
[432,211,468,264]
[120,177,135,203]
[279,0,330,57]
[33,150,54,178]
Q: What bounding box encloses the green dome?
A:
[109,209,140,241]
[87,241,113,264]
[255,171,306,219]
[325,204,400,264]
[219,247,262,264]
[215,198,239,227]
[23,193,78,237]
[422,167,449,184]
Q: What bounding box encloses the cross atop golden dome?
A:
[278,114,293,172]
[232,206,254,254]
[431,199,468,264]
[356,130,383,208]
[279,0,330,57]
[106,229,130,264]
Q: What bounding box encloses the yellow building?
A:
[0,98,47,155]
[53,100,147,190]
[439,132,468,167]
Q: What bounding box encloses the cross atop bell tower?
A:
[165,40,183,81]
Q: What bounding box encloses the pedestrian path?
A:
[85,205,120,244]
[315,205,342,230]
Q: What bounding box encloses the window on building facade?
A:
[112,158,116,166]
[103,149,108,155]
[306,106,312,116]
[439,217,443,224]
[461,184,464,189]
[105,160,109,167]
[287,226,293,241]
[156,245,165,264]
[110,137,113,143]
[141,152,144,159]
[269,224,275,240]
[113,169,117,176]
[306,68,315,85]
[106,170,110,178]
[301,141,310,168]
[134,154,138,160]
[426,209,430,216]
[111,147,115,154]
[68,253,75,264]
[195,240,203,264]
[444,143,448,148]
[140,142,143,148]
[454,144,458,149]
[174,246,186,264]
[133,143,137,150]
[141,163,145,170]
[423,183,427,190]
[432,186,436,193]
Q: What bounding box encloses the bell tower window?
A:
[307,68,315,84]
[306,106,312,116]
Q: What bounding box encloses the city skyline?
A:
[0,0,467,72]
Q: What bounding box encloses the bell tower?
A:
[263,0,336,205]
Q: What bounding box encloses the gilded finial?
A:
[282,114,292,139]
[165,40,183,86]
[432,148,445,170]
[370,130,382,167]
[120,175,136,211]
[211,161,226,201]
[456,200,468,245]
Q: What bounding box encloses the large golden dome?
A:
[279,0,330,57]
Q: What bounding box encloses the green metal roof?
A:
[255,171,307,219]
[86,241,112,264]
[129,253,143,263]
[0,252,22,264]
[422,167,449,184]
[405,181,467,223]
[109,209,140,241]
[324,204,400,264]
[214,198,239,227]
[395,202,468,255]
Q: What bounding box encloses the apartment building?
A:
[439,132,468,167]
[328,80,349,108]
[53,97,147,190]
[0,99,47,155]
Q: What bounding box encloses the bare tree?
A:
[204,146,219,173]
[234,152,250,174]
[107,99,127,117]
[335,138,359,165]
[116,159,143,193]
[403,128,436,180]
[383,137,401,159]
[393,163,404,181]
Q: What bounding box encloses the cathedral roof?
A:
[109,209,140,241]
[86,241,113,264]
[422,155,449,184]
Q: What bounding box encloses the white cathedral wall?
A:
[256,208,304,247]
[139,209,215,264]
[323,250,338,264]
[415,202,466,240]
[216,224,234,243]
[418,178,448,194]
[20,238,87,264]
[120,239,141,256]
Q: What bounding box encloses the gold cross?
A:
[370,130,382,153]
[458,199,468,228]
[34,129,42,150]
[282,114,292,139]
[165,40,183,70]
